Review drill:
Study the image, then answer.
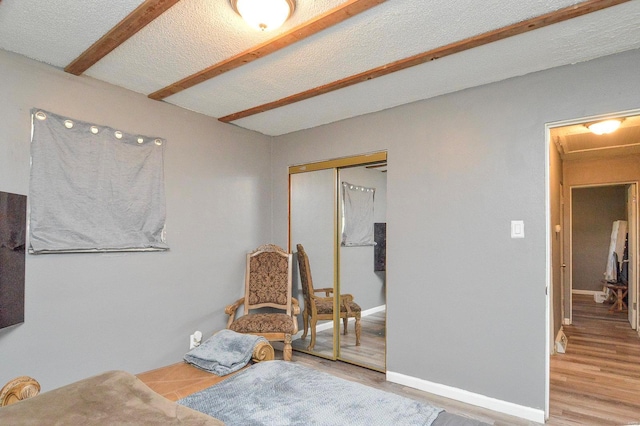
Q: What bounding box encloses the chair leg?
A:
[283,334,292,361]
[355,314,361,346]
[343,316,348,335]
[308,318,317,351]
[301,310,309,340]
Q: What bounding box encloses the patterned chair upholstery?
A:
[226,244,299,361]
[296,244,361,351]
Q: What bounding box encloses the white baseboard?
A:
[386,371,545,424]
[313,320,334,333]
[361,304,386,317]
[297,304,386,335]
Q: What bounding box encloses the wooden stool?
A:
[606,284,628,312]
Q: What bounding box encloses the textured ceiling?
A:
[1,0,639,136]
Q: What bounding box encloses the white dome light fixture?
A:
[586,118,623,135]
[230,0,295,31]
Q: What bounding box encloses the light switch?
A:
[511,220,524,238]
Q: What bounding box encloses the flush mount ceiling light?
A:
[586,118,623,135]
[230,0,295,31]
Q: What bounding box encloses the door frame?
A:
[627,184,638,331]
[288,151,387,367]
[566,182,638,327]
[545,108,640,420]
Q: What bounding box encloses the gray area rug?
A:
[178,360,442,426]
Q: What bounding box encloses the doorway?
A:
[288,152,387,371]
[547,110,640,421]
[569,184,637,327]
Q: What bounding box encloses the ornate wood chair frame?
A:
[296,244,361,351]
[226,244,300,361]
[0,376,40,406]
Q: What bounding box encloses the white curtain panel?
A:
[604,220,627,282]
[29,109,168,253]
[341,182,375,246]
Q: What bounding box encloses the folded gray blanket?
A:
[184,330,268,376]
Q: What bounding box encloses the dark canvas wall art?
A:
[0,191,27,329]
[374,222,386,272]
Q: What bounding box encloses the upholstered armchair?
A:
[296,244,361,351]
[225,244,300,361]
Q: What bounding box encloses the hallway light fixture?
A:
[586,118,623,135]
[230,0,295,31]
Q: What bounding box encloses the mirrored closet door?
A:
[290,168,336,359]
[338,164,387,371]
[289,153,387,371]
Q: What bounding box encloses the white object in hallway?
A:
[604,220,627,282]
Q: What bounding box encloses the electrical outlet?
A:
[189,331,203,349]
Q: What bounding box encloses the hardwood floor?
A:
[139,294,640,425]
[137,361,229,401]
[338,310,385,370]
[548,293,640,425]
[291,310,386,371]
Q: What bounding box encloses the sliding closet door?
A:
[337,165,387,371]
[289,151,387,367]
[290,168,336,359]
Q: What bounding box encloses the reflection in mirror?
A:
[338,164,387,371]
[290,169,335,359]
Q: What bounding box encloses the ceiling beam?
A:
[65,0,182,76]
[219,0,629,123]
[148,0,387,101]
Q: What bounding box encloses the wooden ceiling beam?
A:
[65,0,181,76]
[148,0,387,101]
[219,0,629,123]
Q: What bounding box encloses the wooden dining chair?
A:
[296,243,361,351]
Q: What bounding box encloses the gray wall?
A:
[0,50,273,391]
[272,49,640,411]
[572,186,627,291]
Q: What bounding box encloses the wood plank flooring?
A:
[137,361,234,401]
[139,294,640,425]
[291,310,386,371]
[338,310,385,369]
[548,293,640,425]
